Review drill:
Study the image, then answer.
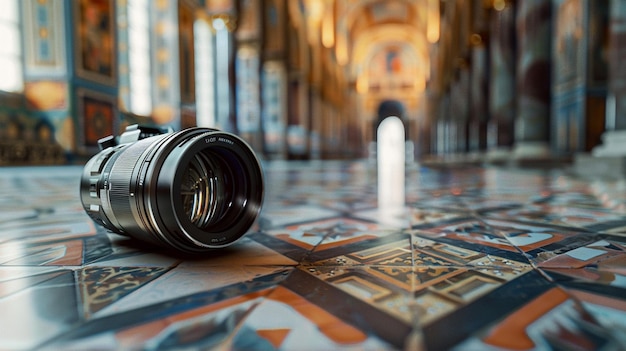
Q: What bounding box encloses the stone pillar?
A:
[513,0,552,158]
[450,72,468,153]
[261,61,288,159]
[593,0,626,157]
[468,0,490,158]
[235,46,262,150]
[487,4,516,161]
[435,91,451,155]
[235,0,263,151]
[469,40,488,155]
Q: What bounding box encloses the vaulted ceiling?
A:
[342,0,429,74]
[299,0,436,113]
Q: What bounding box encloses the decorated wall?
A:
[0,0,622,165]
[0,0,431,164]
[428,0,618,158]
[0,0,199,165]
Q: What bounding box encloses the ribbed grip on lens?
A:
[107,137,155,231]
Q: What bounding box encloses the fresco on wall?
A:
[77,89,116,153]
[75,0,116,85]
[368,44,417,93]
[23,0,66,70]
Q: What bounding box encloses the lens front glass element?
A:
[180,150,237,229]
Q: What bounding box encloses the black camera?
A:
[80,125,264,253]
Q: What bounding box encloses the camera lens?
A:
[182,150,231,228]
[181,151,220,228]
[80,127,263,253]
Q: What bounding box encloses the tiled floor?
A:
[1,161,626,350]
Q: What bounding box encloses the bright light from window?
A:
[194,19,215,127]
[127,0,152,115]
[0,0,23,92]
[214,18,231,130]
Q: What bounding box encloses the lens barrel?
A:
[80,125,264,253]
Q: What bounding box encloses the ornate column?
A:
[451,68,469,154]
[261,0,288,159]
[437,90,452,155]
[285,0,312,160]
[235,0,263,151]
[513,0,552,158]
[469,38,488,155]
[552,0,609,156]
[468,0,490,157]
[487,3,516,161]
[593,0,626,157]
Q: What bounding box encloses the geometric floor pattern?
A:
[1,161,626,350]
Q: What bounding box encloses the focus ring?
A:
[107,137,155,232]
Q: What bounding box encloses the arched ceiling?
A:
[297,0,435,110]
[340,0,428,75]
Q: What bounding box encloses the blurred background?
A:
[0,0,623,165]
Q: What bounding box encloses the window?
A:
[213,17,231,130]
[127,0,151,115]
[194,18,215,127]
[0,0,23,92]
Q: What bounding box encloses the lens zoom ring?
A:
[107,138,153,230]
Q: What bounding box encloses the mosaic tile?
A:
[230,285,395,350]
[259,204,341,229]
[94,265,291,318]
[78,266,169,317]
[263,217,398,255]
[454,286,623,350]
[485,203,626,231]
[2,162,626,350]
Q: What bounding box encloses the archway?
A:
[373,100,407,142]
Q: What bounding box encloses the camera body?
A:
[80,125,264,253]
